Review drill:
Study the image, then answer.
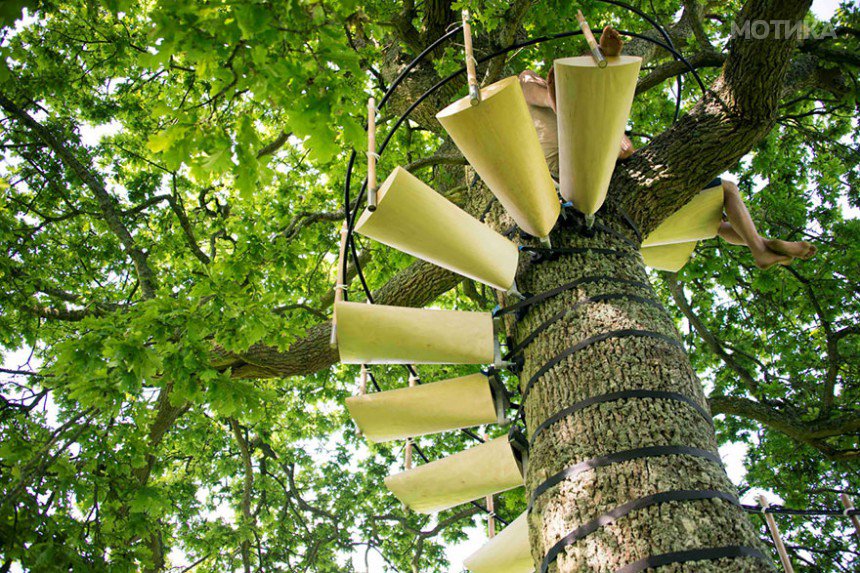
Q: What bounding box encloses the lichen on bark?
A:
[512,208,773,572]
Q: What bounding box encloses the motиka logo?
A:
[732,19,838,40]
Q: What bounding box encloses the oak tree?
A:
[1,0,858,571]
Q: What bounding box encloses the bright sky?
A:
[2,1,848,571]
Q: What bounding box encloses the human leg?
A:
[518,70,553,109]
[718,179,816,268]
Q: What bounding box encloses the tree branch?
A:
[168,176,211,265]
[665,272,761,395]
[256,130,292,158]
[781,266,841,412]
[214,256,462,379]
[613,0,815,235]
[0,91,159,298]
[709,395,860,459]
[229,419,254,573]
[635,49,726,95]
[683,0,714,50]
[402,153,467,173]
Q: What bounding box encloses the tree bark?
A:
[515,209,773,571]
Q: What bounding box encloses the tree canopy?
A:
[0,0,858,571]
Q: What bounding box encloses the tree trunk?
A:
[512,205,773,572]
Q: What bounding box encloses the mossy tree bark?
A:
[511,205,772,572]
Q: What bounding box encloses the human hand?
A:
[599,26,623,57]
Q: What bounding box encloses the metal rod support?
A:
[330,222,349,348]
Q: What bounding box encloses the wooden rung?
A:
[354,166,519,291]
[384,435,525,514]
[367,97,378,210]
[329,222,350,348]
[486,493,495,537]
[464,511,533,573]
[359,364,368,396]
[576,10,607,68]
[758,494,795,573]
[346,373,507,442]
[437,76,559,240]
[554,55,641,217]
[640,240,698,272]
[641,181,724,247]
[334,301,495,365]
[461,9,481,105]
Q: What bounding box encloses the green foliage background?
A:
[0,0,858,571]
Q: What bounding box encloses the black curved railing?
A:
[334,3,711,526]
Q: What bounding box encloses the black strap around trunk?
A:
[617,206,643,243]
[615,546,769,573]
[493,275,652,319]
[528,445,724,511]
[520,330,685,407]
[539,489,741,573]
[529,389,713,447]
[504,293,664,359]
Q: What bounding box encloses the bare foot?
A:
[618,134,635,159]
[766,239,817,260]
[750,241,793,270]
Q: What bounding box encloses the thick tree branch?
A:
[709,395,860,459]
[403,153,467,172]
[215,257,461,379]
[636,49,726,94]
[613,0,815,235]
[391,0,423,54]
[131,384,190,485]
[0,91,159,298]
[683,0,714,50]
[422,0,455,45]
[482,0,534,83]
